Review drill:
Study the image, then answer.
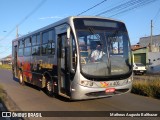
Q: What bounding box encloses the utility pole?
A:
[16,25,18,39]
[150,20,153,52]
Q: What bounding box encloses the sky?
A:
[0,0,160,59]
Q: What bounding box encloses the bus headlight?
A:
[80,80,94,87]
[128,77,132,83]
[126,77,133,84]
[123,77,133,85]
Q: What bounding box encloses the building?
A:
[131,45,148,66]
[0,55,12,64]
[139,35,160,52]
[132,34,160,73]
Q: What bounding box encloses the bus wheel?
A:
[46,80,54,97]
[19,72,25,85]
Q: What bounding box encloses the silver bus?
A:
[12,16,133,100]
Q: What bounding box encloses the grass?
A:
[0,64,12,70]
[131,78,160,99]
[0,84,6,102]
[0,65,9,103]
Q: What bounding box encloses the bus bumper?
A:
[70,82,132,100]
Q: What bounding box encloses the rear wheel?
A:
[19,71,25,85]
[45,77,54,97]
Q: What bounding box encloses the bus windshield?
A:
[74,18,132,77]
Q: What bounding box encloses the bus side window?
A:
[24,47,31,56]
[25,37,31,47]
[41,30,55,55]
[41,44,48,55]
[42,31,49,44]
[18,40,24,56]
[24,37,31,56]
[32,35,36,46]
[48,30,55,55]
[36,34,41,55]
[18,48,23,56]
[19,40,24,48]
[37,34,41,45]
[32,34,40,56]
[42,31,49,55]
[48,43,55,55]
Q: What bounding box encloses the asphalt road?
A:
[0,69,160,120]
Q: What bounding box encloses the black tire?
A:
[19,71,25,85]
[46,79,54,97]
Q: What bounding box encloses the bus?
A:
[12,16,133,100]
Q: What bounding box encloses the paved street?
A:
[0,69,160,120]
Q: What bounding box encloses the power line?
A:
[96,0,157,16]
[108,0,158,17]
[96,0,138,16]
[153,6,160,23]
[93,0,128,16]
[0,0,47,58]
[0,47,11,54]
[18,0,47,27]
[0,0,47,42]
[77,0,108,16]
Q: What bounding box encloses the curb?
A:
[0,90,28,120]
[0,103,11,120]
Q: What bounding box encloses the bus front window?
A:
[74,18,132,78]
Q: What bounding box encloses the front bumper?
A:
[70,82,132,100]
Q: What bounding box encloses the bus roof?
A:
[12,16,124,42]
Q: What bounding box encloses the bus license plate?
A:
[105,88,115,93]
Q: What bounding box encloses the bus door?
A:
[13,45,18,77]
[57,33,70,97]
